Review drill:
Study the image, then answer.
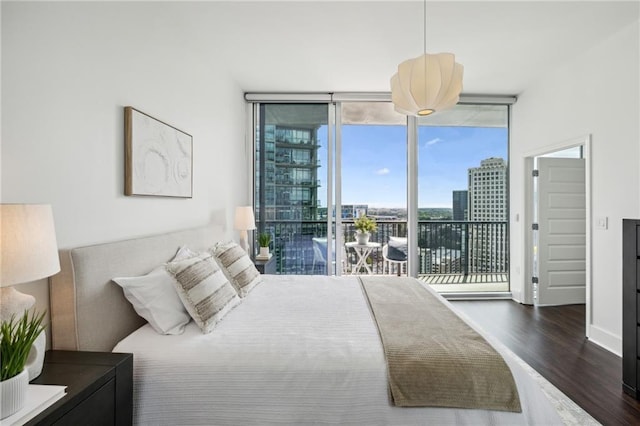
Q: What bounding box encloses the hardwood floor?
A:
[450,300,640,426]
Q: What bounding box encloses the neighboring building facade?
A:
[341,204,368,219]
[255,120,325,274]
[317,204,369,220]
[431,248,462,274]
[452,190,468,221]
[467,157,507,221]
[257,124,321,222]
[467,157,508,272]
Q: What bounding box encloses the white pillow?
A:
[112,246,195,335]
[166,252,241,334]
[211,241,262,297]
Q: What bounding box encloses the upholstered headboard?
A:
[49,225,225,352]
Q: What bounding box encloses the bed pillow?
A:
[112,245,195,335]
[174,245,198,261]
[211,241,262,297]
[166,252,241,333]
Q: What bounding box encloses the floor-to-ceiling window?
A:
[254,103,329,274]
[338,102,407,275]
[417,105,510,293]
[250,95,512,294]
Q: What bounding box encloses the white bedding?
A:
[114,275,563,425]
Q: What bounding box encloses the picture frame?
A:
[124,106,193,198]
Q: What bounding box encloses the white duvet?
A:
[114,275,563,425]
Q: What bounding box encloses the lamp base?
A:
[0,287,35,323]
[239,230,250,253]
[25,332,46,380]
[0,287,46,380]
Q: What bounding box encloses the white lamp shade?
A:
[1,204,60,287]
[234,206,256,231]
[391,52,464,116]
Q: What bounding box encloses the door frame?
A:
[522,134,592,337]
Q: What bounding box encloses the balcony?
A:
[260,220,509,293]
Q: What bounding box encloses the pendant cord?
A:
[423,0,427,107]
[423,0,427,56]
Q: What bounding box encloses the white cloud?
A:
[375,167,390,175]
[426,137,443,146]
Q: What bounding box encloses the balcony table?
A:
[345,241,381,275]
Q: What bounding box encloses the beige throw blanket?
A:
[359,276,522,412]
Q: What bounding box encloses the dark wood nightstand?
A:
[253,256,276,274]
[26,350,133,426]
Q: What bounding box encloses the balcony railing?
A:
[260,220,509,277]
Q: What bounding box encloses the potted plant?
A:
[257,233,272,258]
[353,215,377,245]
[1,311,46,419]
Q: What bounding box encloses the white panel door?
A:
[536,157,586,306]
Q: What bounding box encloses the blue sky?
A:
[317,125,508,208]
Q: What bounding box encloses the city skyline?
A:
[317,125,508,208]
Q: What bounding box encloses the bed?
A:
[50,225,563,425]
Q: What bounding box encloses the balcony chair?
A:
[312,237,348,274]
[383,237,408,276]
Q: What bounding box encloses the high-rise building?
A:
[317,204,368,220]
[467,157,508,272]
[452,190,468,221]
[468,157,507,221]
[340,204,368,219]
[258,124,321,221]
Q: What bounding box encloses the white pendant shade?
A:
[391,52,464,116]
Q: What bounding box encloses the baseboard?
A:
[442,292,512,301]
[588,324,622,357]
[510,289,523,304]
[623,382,638,398]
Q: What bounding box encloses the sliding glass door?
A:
[251,96,512,295]
[254,104,330,274]
[337,102,407,275]
[417,105,509,293]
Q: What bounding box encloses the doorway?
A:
[523,135,591,335]
[535,156,586,305]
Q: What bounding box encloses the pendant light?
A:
[390,0,464,116]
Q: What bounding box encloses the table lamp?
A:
[234,206,256,253]
[1,204,60,380]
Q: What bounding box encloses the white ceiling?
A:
[15,0,637,96]
[206,0,639,96]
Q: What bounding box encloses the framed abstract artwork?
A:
[124,107,193,198]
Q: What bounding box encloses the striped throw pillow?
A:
[166,252,241,333]
[211,241,262,297]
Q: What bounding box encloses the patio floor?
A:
[418,273,509,293]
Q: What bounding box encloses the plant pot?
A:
[259,246,270,257]
[1,369,28,419]
[356,231,370,245]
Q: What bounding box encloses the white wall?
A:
[510,20,640,355]
[2,3,251,335]
[4,2,638,355]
